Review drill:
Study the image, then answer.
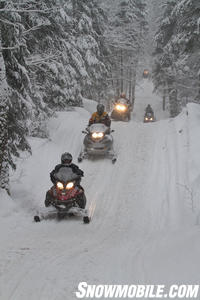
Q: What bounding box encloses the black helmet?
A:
[61,152,72,164]
[120,93,126,98]
[97,104,105,115]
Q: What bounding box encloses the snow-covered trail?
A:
[0,81,199,300]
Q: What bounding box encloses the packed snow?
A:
[0,80,200,299]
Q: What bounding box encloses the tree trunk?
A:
[120,49,123,93]
[0,27,9,192]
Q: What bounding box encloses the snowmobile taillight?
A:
[57,182,64,190]
[66,182,74,190]
[92,132,104,139]
[116,104,126,112]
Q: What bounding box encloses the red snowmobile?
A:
[34,167,90,223]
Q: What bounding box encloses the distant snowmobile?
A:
[111,98,131,121]
[144,111,155,123]
[34,167,90,223]
[143,69,149,79]
[78,123,117,164]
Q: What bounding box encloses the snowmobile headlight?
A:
[145,117,148,120]
[116,104,126,111]
[57,182,64,190]
[150,118,153,120]
[92,132,104,139]
[92,132,98,139]
[66,182,74,190]
[98,132,104,138]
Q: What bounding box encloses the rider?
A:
[45,152,84,207]
[145,104,154,115]
[50,152,83,183]
[117,93,131,110]
[89,104,111,128]
[119,93,130,104]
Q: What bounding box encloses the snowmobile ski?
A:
[34,207,90,224]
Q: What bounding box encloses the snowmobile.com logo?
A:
[75,282,199,299]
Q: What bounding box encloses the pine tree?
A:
[152,0,200,116]
[0,0,112,188]
[101,0,147,102]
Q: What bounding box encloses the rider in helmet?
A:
[120,93,128,100]
[45,153,84,207]
[119,92,131,105]
[50,152,84,184]
[89,103,111,127]
[145,104,154,115]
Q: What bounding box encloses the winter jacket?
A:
[145,106,154,115]
[50,163,84,184]
[89,111,111,127]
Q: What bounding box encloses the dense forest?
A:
[0,0,199,191]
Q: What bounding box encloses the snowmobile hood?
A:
[116,99,128,105]
[89,123,108,133]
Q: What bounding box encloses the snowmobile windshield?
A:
[89,123,108,133]
[117,98,128,105]
[146,112,153,117]
[54,167,80,182]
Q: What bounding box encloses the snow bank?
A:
[82,97,97,114]
[188,103,200,222]
[134,103,200,288]
[0,189,18,218]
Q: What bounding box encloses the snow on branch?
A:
[197,17,200,34]
[26,54,62,66]
[0,45,20,51]
[0,8,58,13]
[0,18,20,27]
[22,24,49,35]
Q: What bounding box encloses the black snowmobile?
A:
[78,123,117,163]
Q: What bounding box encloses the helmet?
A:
[61,152,72,164]
[120,93,126,98]
[97,104,105,115]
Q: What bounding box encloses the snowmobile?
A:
[78,123,117,163]
[144,111,155,123]
[34,167,90,223]
[143,69,149,78]
[111,99,131,121]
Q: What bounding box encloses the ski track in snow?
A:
[0,81,200,299]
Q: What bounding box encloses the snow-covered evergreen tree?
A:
[152,0,200,116]
[0,0,112,186]
[21,0,110,106]
[101,0,148,102]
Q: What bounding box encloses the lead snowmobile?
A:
[34,167,90,223]
[78,123,117,163]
